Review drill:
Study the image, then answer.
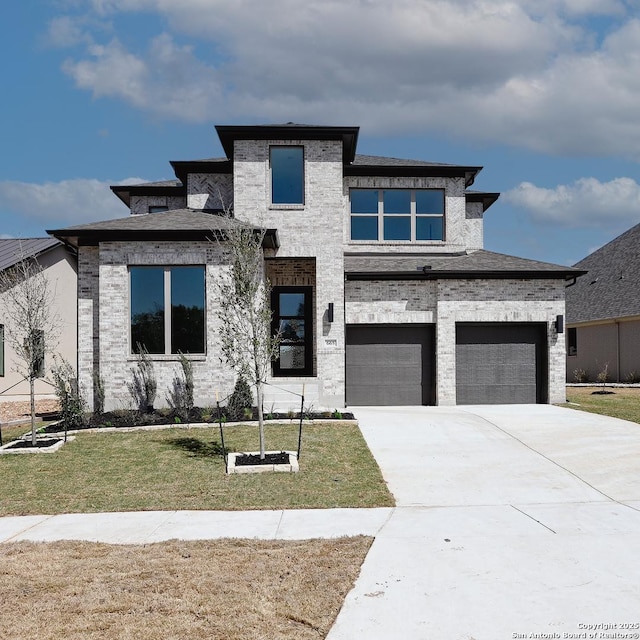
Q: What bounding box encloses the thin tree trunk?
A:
[30,376,36,445]
[256,381,265,459]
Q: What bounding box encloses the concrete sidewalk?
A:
[2,404,640,639]
[0,508,392,544]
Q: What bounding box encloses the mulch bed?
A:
[39,408,355,433]
[234,451,291,466]
[2,438,63,450]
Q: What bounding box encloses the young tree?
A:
[0,247,61,444]
[216,220,280,459]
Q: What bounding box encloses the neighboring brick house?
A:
[566,222,640,383]
[0,238,77,401]
[49,124,583,410]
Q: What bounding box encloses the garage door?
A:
[346,325,435,405]
[456,323,547,404]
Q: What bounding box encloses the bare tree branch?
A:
[0,242,62,443]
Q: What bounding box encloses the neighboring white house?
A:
[0,238,78,402]
[48,124,583,411]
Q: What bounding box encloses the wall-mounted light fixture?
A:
[555,314,564,333]
[327,303,334,323]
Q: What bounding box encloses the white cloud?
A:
[53,1,640,156]
[504,176,640,227]
[63,35,224,122]
[46,16,93,47]
[0,178,144,226]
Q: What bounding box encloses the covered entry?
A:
[346,324,435,405]
[456,323,547,404]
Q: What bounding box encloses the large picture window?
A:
[130,266,205,354]
[271,286,313,376]
[350,189,445,241]
[271,146,304,205]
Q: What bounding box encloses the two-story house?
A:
[48,124,582,411]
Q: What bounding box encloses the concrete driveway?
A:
[328,404,640,640]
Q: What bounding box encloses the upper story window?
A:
[130,266,205,355]
[270,146,304,205]
[350,189,445,241]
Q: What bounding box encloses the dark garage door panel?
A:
[346,325,434,406]
[456,324,546,405]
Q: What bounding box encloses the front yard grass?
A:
[0,421,395,516]
[565,386,640,424]
[0,536,373,640]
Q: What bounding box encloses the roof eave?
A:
[215,124,360,163]
[47,227,279,250]
[466,192,500,211]
[170,159,233,183]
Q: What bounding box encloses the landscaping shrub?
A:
[226,376,253,420]
[51,356,86,431]
[127,345,157,413]
[166,352,194,422]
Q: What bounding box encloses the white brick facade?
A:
[68,124,574,411]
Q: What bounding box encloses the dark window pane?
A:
[171,266,205,353]
[131,267,165,353]
[350,189,378,213]
[279,293,305,317]
[416,190,444,214]
[279,345,306,369]
[384,216,411,240]
[271,286,313,376]
[351,216,378,240]
[416,216,444,240]
[279,319,305,342]
[383,190,410,214]
[271,147,304,204]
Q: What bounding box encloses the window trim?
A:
[129,265,206,356]
[270,145,305,206]
[271,285,313,376]
[350,188,445,242]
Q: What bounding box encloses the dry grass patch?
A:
[565,386,640,424]
[0,422,394,515]
[0,536,372,640]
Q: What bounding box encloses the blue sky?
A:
[2,0,640,266]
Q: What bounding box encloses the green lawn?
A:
[0,421,395,516]
[565,386,640,423]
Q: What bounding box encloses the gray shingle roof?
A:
[345,250,583,279]
[351,154,457,168]
[47,209,279,249]
[113,179,182,188]
[50,209,243,233]
[0,238,61,272]
[566,222,640,323]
